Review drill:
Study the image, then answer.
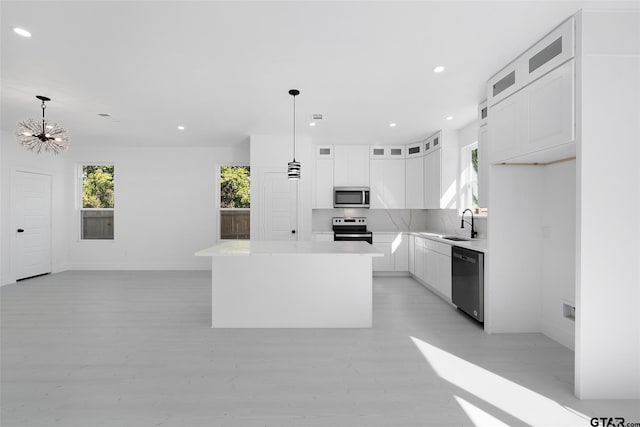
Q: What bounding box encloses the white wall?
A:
[457,120,478,149]
[250,134,312,241]
[1,130,68,285]
[64,144,248,270]
[486,165,544,333]
[541,160,576,350]
[575,9,640,399]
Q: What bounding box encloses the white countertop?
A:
[196,240,384,257]
[409,231,487,253]
[312,230,487,253]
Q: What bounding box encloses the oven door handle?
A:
[335,234,371,237]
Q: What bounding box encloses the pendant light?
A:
[287,89,301,180]
[16,95,70,154]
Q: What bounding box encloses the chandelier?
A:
[287,89,301,180]
[16,95,70,154]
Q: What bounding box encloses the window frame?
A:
[460,142,480,213]
[217,164,251,241]
[77,162,116,241]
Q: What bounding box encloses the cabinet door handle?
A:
[17,229,24,233]
[291,230,296,234]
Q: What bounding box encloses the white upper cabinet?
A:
[315,145,334,159]
[370,157,406,209]
[405,142,424,159]
[333,145,370,187]
[405,156,424,209]
[487,90,527,163]
[488,59,575,163]
[424,149,442,209]
[405,141,424,209]
[525,17,574,84]
[525,59,575,153]
[488,17,575,107]
[487,16,575,164]
[478,100,488,127]
[313,145,334,209]
[370,146,405,159]
[423,131,458,209]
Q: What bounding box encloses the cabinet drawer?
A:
[425,239,451,256]
[414,236,426,248]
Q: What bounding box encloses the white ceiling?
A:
[1,1,637,148]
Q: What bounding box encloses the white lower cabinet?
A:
[311,233,334,242]
[408,234,415,275]
[425,239,452,301]
[411,236,452,302]
[414,237,426,282]
[372,233,408,273]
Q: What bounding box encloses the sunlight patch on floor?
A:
[454,396,510,427]
[411,336,590,426]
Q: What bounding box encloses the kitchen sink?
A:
[442,236,470,241]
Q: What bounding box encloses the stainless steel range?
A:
[332,217,372,244]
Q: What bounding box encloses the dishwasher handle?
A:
[453,252,477,263]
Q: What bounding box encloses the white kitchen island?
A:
[195,240,383,328]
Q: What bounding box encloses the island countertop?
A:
[195,240,384,257]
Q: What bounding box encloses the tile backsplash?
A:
[312,208,487,238]
[424,209,487,239]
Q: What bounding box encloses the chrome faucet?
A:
[461,209,477,239]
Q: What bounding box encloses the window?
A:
[80,165,114,240]
[219,165,250,240]
[461,143,479,211]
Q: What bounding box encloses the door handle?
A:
[17,228,24,233]
[291,230,296,234]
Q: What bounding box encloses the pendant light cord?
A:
[41,100,46,133]
[292,93,296,161]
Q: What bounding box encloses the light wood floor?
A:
[1,271,638,427]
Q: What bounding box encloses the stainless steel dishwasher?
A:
[451,246,484,323]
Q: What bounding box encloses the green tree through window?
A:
[83,165,114,208]
[81,164,114,240]
[220,166,250,208]
[220,166,250,240]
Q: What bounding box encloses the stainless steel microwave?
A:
[334,187,370,208]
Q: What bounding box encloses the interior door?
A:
[13,171,52,280]
[263,171,297,241]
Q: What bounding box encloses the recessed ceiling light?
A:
[433,66,445,73]
[13,27,31,38]
[177,125,185,130]
[389,123,397,128]
[309,122,316,127]
[445,116,453,121]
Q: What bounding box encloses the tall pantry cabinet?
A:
[485,9,640,399]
